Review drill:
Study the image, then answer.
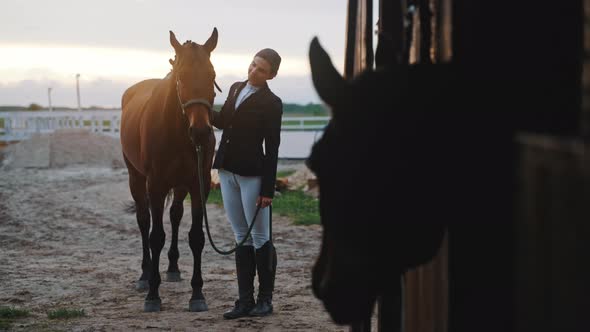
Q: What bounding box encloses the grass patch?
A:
[282,120,302,126]
[190,186,320,225]
[282,119,329,128]
[81,120,111,128]
[47,308,86,320]
[272,190,320,225]
[0,307,29,319]
[276,169,296,178]
[185,189,223,205]
[0,306,30,330]
[206,188,223,205]
[303,120,329,126]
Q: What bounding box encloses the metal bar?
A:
[418,0,432,64]
[376,0,404,67]
[345,0,359,78]
[364,0,374,70]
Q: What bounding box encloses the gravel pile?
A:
[1,129,125,169]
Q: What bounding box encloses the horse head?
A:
[307,37,451,325]
[169,28,218,146]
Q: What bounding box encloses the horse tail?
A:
[123,194,149,214]
[124,201,137,214]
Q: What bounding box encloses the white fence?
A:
[0,110,121,141]
[0,110,330,142]
[281,117,330,130]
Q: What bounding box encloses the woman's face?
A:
[247,56,275,87]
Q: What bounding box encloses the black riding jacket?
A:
[211,80,283,198]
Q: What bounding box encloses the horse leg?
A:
[166,188,187,282]
[187,190,208,312]
[124,156,151,291]
[144,187,167,312]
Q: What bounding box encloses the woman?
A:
[210,48,282,319]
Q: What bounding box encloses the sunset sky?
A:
[0,0,370,108]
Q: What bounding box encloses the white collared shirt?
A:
[235,83,259,109]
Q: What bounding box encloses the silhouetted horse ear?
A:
[309,37,347,111]
[204,27,218,54]
[170,31,182,53]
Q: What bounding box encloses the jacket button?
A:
[226,139,230,143]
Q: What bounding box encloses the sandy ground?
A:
[0,131,344,332]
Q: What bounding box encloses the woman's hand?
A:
[257,196,273,208]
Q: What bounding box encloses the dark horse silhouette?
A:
[307,0,584,330]
[120,29,218,312]
[306,38,456,327]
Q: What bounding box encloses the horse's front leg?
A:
[136,202,152,290]
[166,188,187,282]
[187,189,208,312]
[125,160,152,291]
[144,188,167,312]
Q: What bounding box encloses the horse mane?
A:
[182,40,199,48]
[170,41,204,70]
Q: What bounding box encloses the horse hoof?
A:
[189,299,208,312]
[166,271,182,282]
[144,299,162,312]
[136,280,149,291]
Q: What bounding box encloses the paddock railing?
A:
[0,110,330,142]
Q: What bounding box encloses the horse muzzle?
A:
[312,238,378,325]
[313,260,378,325]
[189,126,213,145]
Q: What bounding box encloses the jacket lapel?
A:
[230,81,248,113]
[235,82,269,112]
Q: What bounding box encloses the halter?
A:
[176,79,213,116]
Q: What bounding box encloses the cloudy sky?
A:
[0,0,362,108]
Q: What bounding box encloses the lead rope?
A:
[196,145,264,255]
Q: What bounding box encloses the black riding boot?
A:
[250,241,277,317]
[223,245,256,319]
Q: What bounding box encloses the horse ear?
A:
[309,37,347,111]
[170,31,182,53]
[204,27,218,54]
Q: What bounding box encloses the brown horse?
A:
[120,29,218,312]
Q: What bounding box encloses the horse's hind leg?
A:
[124,156,151,291]
[166,188,187,282]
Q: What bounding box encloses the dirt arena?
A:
[0,130,345,331]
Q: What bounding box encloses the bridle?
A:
[171,59,223,115]
[175,79,218,116]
